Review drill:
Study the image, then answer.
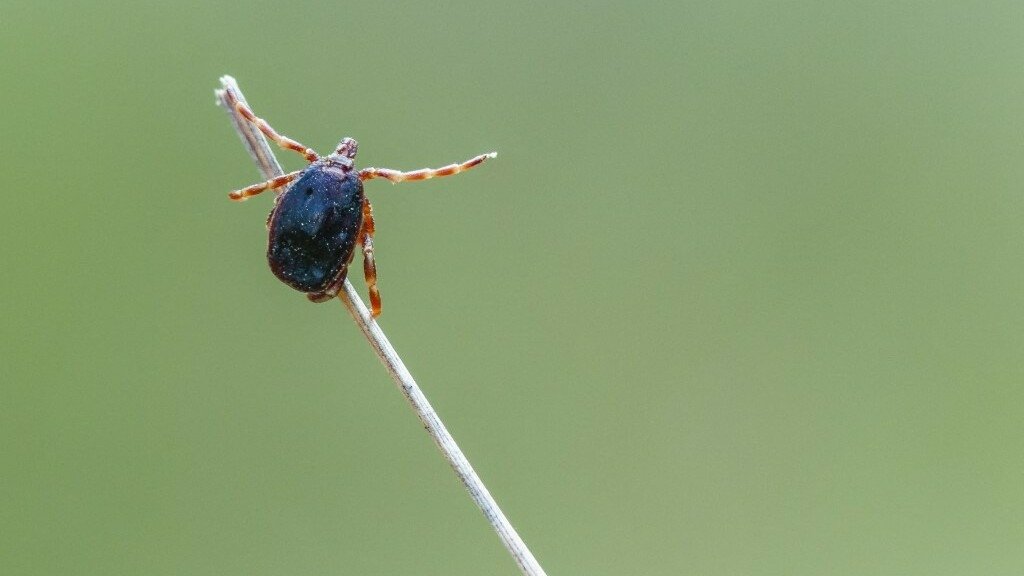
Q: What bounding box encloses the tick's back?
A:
[267,163,364,293]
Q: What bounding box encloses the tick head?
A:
[327,137,358,169]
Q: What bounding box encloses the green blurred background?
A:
[2,1,1023,574]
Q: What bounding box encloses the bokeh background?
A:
[3,2,1023,574]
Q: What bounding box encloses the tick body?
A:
[223,91,496,317]
[268,160,363,302]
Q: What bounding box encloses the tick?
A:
[223,91,496,317]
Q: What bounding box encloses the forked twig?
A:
[214,75,546,576]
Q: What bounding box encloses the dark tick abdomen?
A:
[267,162,364,293]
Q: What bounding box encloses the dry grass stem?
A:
[214,75,546,576]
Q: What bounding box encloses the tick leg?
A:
[224,91,319,163]
[228,169,303,201]
[359,152,497,184]
[360,198,382,317]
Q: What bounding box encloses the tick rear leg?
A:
[359,198,382,317]
[359,151,496,184]
[224,91,319,163]
[228,169,303,201]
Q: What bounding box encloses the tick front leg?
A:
[223,91,319,163]
[360,198,382,317]
[228,170,303,201]
[359,151,497,184]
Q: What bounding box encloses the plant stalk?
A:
[215,75,546,576]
